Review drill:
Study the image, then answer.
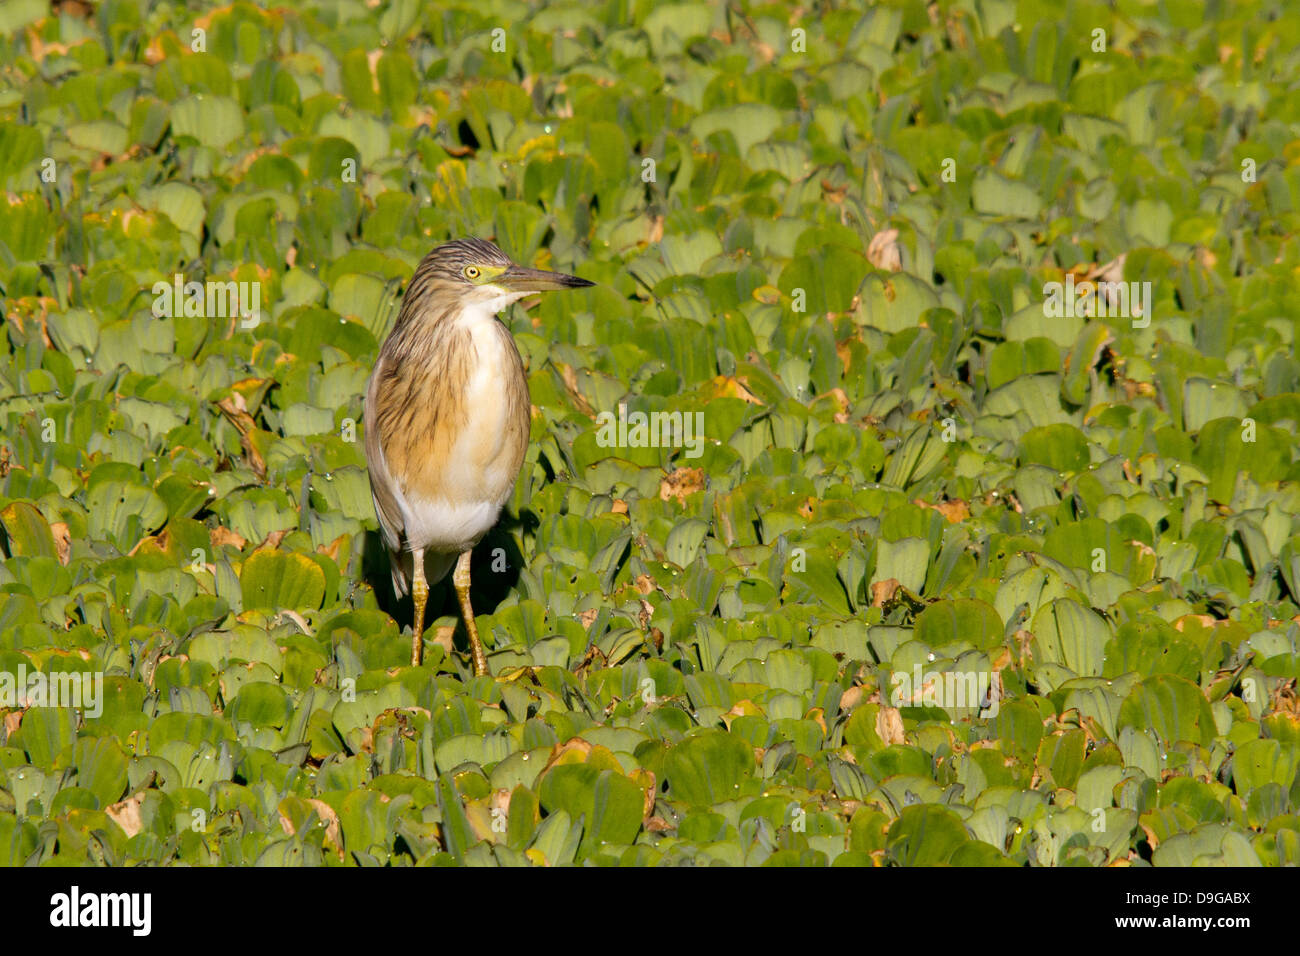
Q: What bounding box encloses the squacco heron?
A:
[364,238,593,674]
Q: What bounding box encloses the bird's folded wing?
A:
[365,362,412,597]
[363,357,406,557]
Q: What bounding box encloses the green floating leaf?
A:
[73,737,129,808]
[664,729,755,806]
[0,502,57,559]
[1193,417,1291,504]
[227,683,293,729]
[914,598,1004,652]
[170,95,245,149]
[538,765,644,858]
[886,804,972,865]
[85,481,168,553]
[972,169,1044,219]
[1117,675,1217,748]
[1231,739,1300,799]
[66,121,128,156]
[341,789,395,864]
[240,550,326,612]
[778,246,870,316]
[15,706,78,769]
[1031,599,1110,682]
[1019,423,1089,471]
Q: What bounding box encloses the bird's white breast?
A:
[397,296,525,554]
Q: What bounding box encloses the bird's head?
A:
[413,238,594,317]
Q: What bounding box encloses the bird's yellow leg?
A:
[410,547,427,667]
[454,550,488,677]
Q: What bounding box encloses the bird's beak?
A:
[496,264,595,293]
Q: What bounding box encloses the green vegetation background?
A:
[1,0,1299,866]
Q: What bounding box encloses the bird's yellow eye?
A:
[464,266,480,279]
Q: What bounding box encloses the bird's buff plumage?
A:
[363,238,593,673]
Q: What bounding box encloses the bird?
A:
[363,238,594,674]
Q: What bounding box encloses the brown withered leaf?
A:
[826,387,851,423]
[6,296,56,346]
[805,707,828,736]
[128,527,167,558]
[630,769,657,819]
[543,736,594,772]
[1130,540,1156,560]
[309,799,344,860]
[866,228,902,272]
[356,724,374,754]
[432,625,456,655]
[210,525,247,551]
[318,533,348,564]
[52,0,93,17]
[914,497,970,523]
[1015,628,1034,668]
[835,337,858,377]
[557,364,595,418]
[49,521,71,565]
[871,578,901,608]
[142,34,166,64]
[1120,379,1157,401]
[259,529,289,551]
[875,706,906,745]
[989,646,1014,673]
[708,375,764,405]
[659,467,706,505]
[1270,680,1299,718]
[821,180,848,204]
[1086,254,1126,286]
[106,792,147,838]
[934,499,970,523]
[215,396,267,479]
